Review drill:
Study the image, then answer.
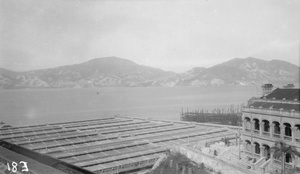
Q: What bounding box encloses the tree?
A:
[271,141,300,174]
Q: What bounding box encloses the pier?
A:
[181,104,243,126]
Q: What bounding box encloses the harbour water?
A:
[0,86,258,126]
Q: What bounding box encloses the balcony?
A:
[262,131,270,137]
[253,130,259,134]
[245,128,251,132]
[273,133,281,139]
[274,159,281,165]
[253,153,261,159]
[243,107,300,119]
[244,150,252,156]
[284,135,292,141]
[285,163,293,169]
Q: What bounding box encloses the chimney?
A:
[283,84,294,89]
[261,84,273,96]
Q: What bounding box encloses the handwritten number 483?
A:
[7,161,29,173]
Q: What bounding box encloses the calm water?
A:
[0,86,258,126]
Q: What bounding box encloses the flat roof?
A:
[0,116,237,174]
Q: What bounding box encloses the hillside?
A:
[0,57,174,88]
[153,57,300,87]
[0,57,299,89]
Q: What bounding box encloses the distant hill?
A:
[0,57,175,89]
[153,57,300,87]
[0,57,299,89]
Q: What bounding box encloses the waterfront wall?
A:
[181,113,241,126]
[116,115,242,131]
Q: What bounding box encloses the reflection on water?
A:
[0,86,257,126]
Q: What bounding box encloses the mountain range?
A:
[0,57,299,89]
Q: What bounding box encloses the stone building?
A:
[241,85,300,173]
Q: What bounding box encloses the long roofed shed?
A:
[261,88,300,101]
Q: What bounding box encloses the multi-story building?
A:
[241,84,300,173]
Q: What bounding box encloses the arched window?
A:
[244,117,251,130]
[253,119,259,130]
[286,153,292,163]
[254,142,260,154]
[273,121,280,134]
[262,144,270,159]
[295,124,300,138]
[244,140,251,151]
[284,123,292,137]
[262,120,270,132]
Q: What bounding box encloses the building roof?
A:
[250,101,300,112]
[0,146,66,174]
[261,88,300,101]
[0,116,237,174]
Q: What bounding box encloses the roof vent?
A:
[269,105,274,109]
[279,108,284,111]
[291,109,295,112]
[295,99,298,101]
[272,97,276,100]
[259,106,263,109]
[283,98,286,101]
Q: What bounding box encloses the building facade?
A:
[241,86,300,173]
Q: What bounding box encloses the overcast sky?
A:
[1,0,299,73]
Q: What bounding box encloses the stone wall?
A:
[170,144,257,174]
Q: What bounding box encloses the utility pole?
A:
[238,120,241,160]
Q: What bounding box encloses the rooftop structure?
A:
[261,84,274,96]
[241,86,300,173]
[261,88,299,101]
[0,116,237,174]
[283,84,295,89]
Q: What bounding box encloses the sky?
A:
[0,0,299,73]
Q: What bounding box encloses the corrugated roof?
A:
[250,101,300,112]
[262,88,300,101]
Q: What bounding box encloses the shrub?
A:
[147,152,212,174]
